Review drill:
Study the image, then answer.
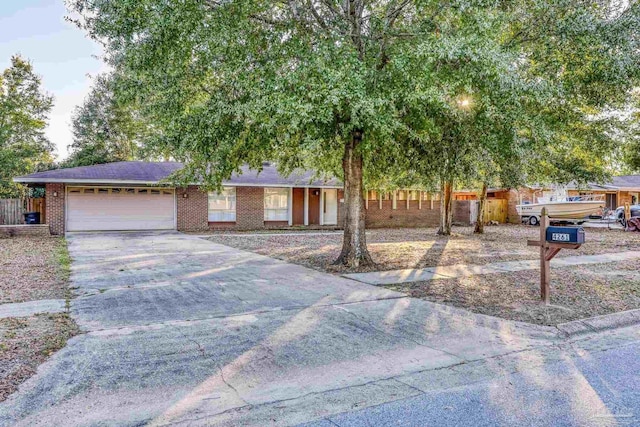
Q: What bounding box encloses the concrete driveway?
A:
[0,232,559,426]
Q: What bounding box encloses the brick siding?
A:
[139,184,476,231]
[235,187,264,230]
[618,191,633,207]
[177,186,208,231]
[506,189,527,224]
[365,200,441,228]
[45,183,65,235]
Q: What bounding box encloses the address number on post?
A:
[545,226,585,244]
[551,233,570,242]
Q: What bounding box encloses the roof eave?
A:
[13,176,343,189]
[13,177,165,185]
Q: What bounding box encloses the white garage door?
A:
[67,187,176,231]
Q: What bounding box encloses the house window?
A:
[409,190,419,201]
[397,191,406,201]
[208,187,236,222]
[368,190,378,201]
[264,188,289,221]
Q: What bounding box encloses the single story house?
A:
[510,177,640,215]
[454,175,640,224]
[14,161,472,235]
[562,177,639,210]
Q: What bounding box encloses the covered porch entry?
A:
[291,188,339,226]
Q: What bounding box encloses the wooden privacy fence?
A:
[0,199,24,225]
[484,199,507,223]
[471,199,508,224]
[0,198,46,225]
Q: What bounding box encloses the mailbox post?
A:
[527,208,584,304]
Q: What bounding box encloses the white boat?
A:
[516,194,605,225]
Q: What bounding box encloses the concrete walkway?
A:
[344,250,640,286]
[0,231,560,427]
[0,299,66,319]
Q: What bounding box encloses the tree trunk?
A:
[474,182,488,234]
[334,130,375,268]
[437,179,454,235]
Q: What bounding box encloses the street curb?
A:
[556,308,640,338]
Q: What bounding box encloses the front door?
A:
[308,188,320,225]
[322,189,338,225]
[292,188,305,225]
[606,193,617,211]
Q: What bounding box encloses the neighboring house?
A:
[562,177,640,211]
[454,175,640,224]
[13,161,472,235]
[511,177,640,215]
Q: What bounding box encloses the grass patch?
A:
[55,238,71,284]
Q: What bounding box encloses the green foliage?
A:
[399,1,640,193]
[66,0,640,192]
[62,73,151,168]
[617,107,640,173]
[0,55,54,198]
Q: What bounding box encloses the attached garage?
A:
[66,187,176,231]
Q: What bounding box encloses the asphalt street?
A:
[300,328,640,427]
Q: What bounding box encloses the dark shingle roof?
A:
[230,164,341,187]
[610,175,640,189]
[15,162,184,183]
[14,161,342,188]
[562,175,640,191]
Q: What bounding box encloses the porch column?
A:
[392,191,397,210]
[419,191,422,210]
[288,187,293,226]
[319,189,325,225]
[304,188,309,225]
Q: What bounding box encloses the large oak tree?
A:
[68,0,640,261]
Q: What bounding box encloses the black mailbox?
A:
[545,226,585,244]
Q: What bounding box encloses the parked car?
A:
[615,204,640,227]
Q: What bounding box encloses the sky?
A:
[0,0,107,160]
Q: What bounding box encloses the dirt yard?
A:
[205,225,639,273]
[0,237,71,304]
[0,236,78,401]
[0,313,78,401]
[205,225,640,325]
[386,261,640,326]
